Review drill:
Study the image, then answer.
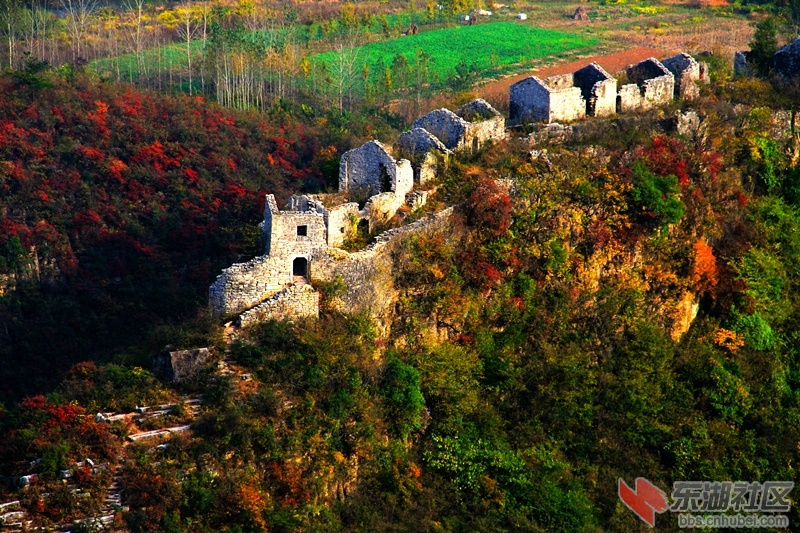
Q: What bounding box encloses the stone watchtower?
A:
[263,194,329,283]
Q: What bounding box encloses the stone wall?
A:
[774,37,800,79]
[464,116,506,152]
[548,86,586,123]
[413,109,469,151]
[238,284,319,327]
[617,83,643,113]
[394,159,414,196]
[325,202,361,248]
[209,254,289,315]
[626,58,674,109]
[338,140,397,197]
[312,207,455,333]
[363,192,406,230]
[573,63,617,117]
[663,53,701,100]
[544,73,575,90]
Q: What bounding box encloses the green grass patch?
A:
[312,21,598,84]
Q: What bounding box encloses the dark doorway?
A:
[292,257,308,280]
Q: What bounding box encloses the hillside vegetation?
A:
[2,58,800,530]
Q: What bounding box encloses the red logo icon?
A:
[619,477,668,527]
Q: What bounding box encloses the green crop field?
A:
[312,21,599,84]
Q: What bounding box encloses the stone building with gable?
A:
[618,58,674,112]
[509,74,586,125]
[573,62,618,117]
[413,99,505,153]
[508,63,617,125]
[396,128,451,185]
[663,53,706,100]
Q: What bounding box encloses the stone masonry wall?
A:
[573,63,617,117]
[413,109,469,151]
[544,73,575,90]
[238,284,319,327]
[209,254,290,315]
[325,202,361,248]
[617,83,644,112]
[548,86,586,123]
[312,207,455,333]
[626,58,674,109]
[663,53,701,100]
[464,117,506,152]
[338,141,397,197]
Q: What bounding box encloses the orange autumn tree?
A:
[691,239,718,296]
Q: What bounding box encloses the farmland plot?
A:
[312,22,599,86]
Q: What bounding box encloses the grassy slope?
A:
[313,21,599,82]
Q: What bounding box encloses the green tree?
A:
[380,356,425,439]
[749,17,778,78]
[629,161,685,228]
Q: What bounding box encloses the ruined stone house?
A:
[774,37,800,79]
[573,63,617,117]
[338,140,413,199]
[663,53,705,100]
[456,98,506,147]
[397,127,451,185]
[508,64,617,125]
[509,74,586,125]
[618,58,674,113]
[412,99,505,153]
[736,38,800,79]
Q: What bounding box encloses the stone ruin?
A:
[397,127,451,185]
[662,53,707,100]
[735,37,800,79]
[338,140,413,199]
[152,347,211,383]
[509,62,617,125]
[509,74,585,125]
[210,116,459,327]
[210,63,705,329]
[413,98,506,154]
[774,37,800,79]
[618,58,674,113]
[574,63,618,117]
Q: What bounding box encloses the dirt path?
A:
[480,46,670,104]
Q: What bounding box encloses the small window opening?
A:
[297,225,307,237]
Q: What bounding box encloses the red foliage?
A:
[466,177,512,238]
[737,192,749,207]
[638,136,691,185]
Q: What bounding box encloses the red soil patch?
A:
[480,46,669,104]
